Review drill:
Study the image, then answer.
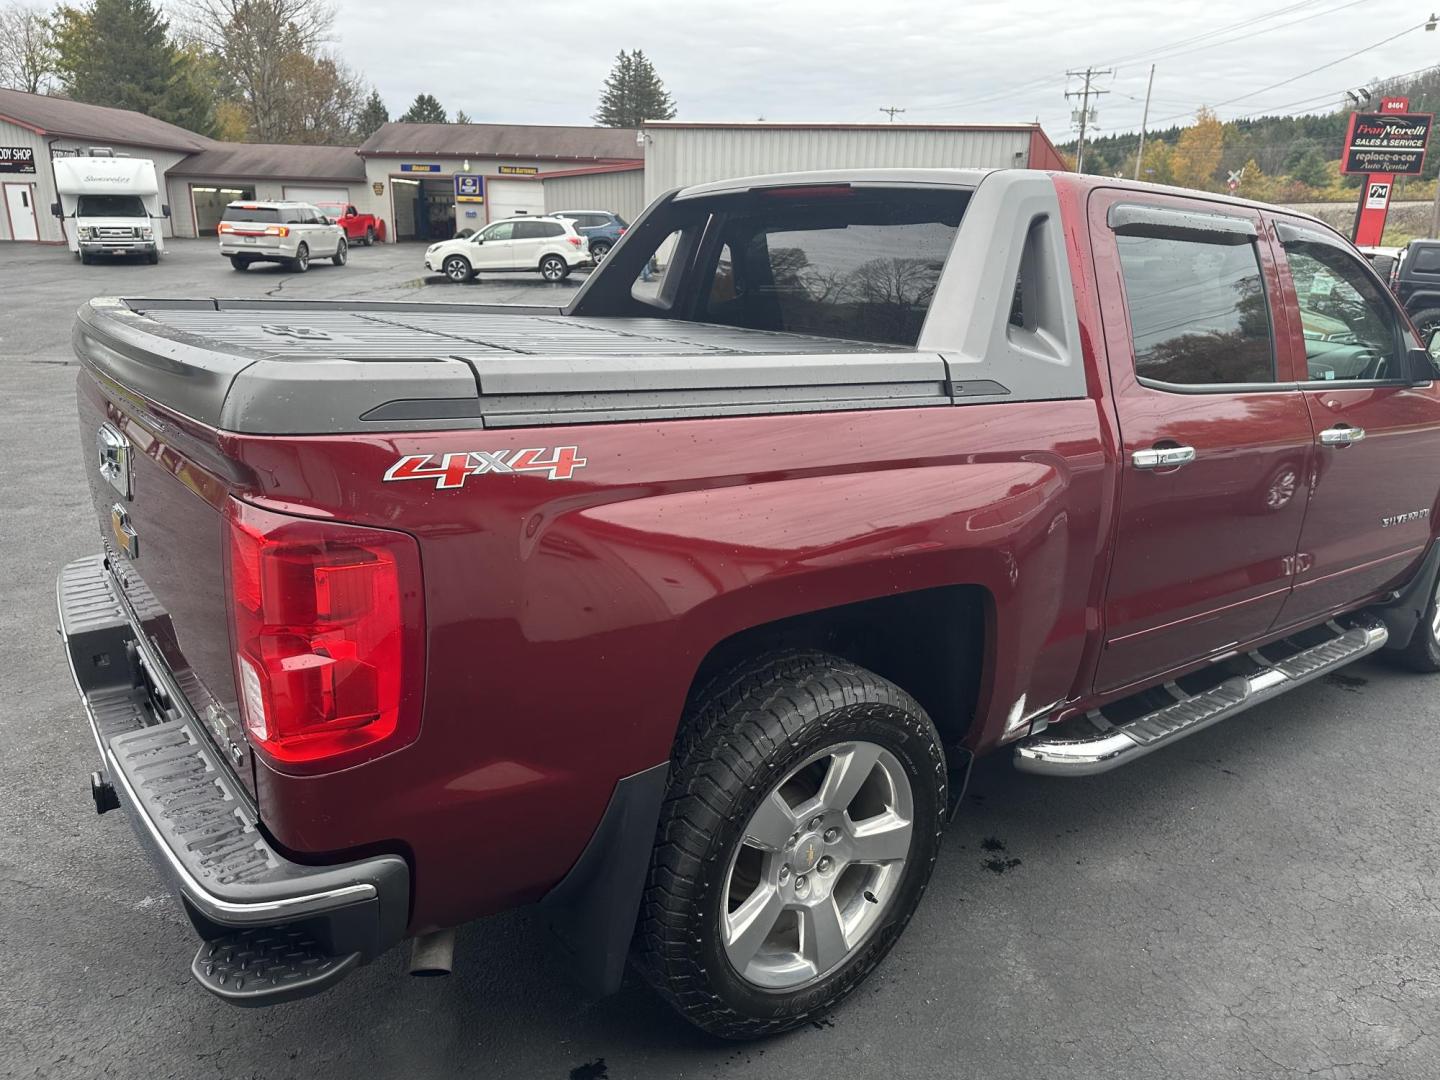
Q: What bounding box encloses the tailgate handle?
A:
[96,423,132,499]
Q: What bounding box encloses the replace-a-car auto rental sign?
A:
[1342,112,1433,174]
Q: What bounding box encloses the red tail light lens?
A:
[567,236,583,247]
[225,499,424,773]
[218,222,235,234]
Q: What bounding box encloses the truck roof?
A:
[53,155,159,196]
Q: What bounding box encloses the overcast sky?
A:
[329,0,1437,139]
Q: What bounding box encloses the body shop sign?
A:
[0,147,37,174]
[1342,112,1432,175]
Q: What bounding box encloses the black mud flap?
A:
[538,762,669,997]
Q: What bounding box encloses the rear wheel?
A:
[364,226,376,246]
[590,240,612,261]
[290,243,310,273]
[332,237,348,266]
[634,651,946,1039]
[540,254,569,282]
[229,255,250,271]
[443,255,473,283]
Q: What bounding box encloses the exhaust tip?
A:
[408,929,455,977]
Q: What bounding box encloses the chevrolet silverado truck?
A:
[58,168,1440,1039]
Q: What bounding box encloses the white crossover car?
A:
[219,201,348,272]
[425,216,593,282]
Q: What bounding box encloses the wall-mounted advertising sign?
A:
[0,147,37,174]
[1341,112,1433,175]
[455,174,485,203]
[400,163,441,173]
[498,165,539,175]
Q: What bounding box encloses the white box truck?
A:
[52,150,169,264]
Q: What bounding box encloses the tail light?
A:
[224,499,424,773]
[264,225,290,237]
[567,236,583,247]
[619,227,627,235]
[218,223,234,234]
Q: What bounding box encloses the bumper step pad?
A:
[1014,617,1388,776]
[192,929,360,1006]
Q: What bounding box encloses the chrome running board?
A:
[1014,618,1387,777]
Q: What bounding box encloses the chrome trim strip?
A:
[1014,619,1388,777]
[57,558,377,925]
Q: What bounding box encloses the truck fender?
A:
[1376,537,1440,650]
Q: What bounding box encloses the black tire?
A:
[229,255,250,271]
[290,243,310,273]
[147,249,159,264]
[590,240,612,261]
[365,226,376,246]
[1394,566,1440,672]
[80,252,92,265]
[443,254,473,283]
[332,237,348,266]
[539,254,570,282]
[1410,308,1440,343]
[634,651,946,1039]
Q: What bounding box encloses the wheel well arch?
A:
[680,585,989,752]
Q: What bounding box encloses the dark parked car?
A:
[550,208,627,259]
[1397,238,1440,337]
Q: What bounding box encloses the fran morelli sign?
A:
[0,147,37,174]
[1341,112,1433,175]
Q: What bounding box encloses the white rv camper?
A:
[52,150,169,263]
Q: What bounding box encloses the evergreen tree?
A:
[50,0,212,132]
[399,92,446,123]
[1288,146,1331,188]
[593,49,676,127]
[454,108,472,124]
[357,89,388,136]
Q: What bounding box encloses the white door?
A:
[473,220,516,269]
[5,184,38,241]
[486,178,545,223]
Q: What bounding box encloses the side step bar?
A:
[1014,617,1387,777]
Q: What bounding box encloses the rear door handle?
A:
[1318,426,1365,446]
[1132,446,1196,470]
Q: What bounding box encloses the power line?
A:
[1066,68,1113,171]
[878,106,906,121]
[1096,0,1326,67]
[1108,0,1366,68]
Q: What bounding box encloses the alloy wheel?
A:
[721,741,914,990]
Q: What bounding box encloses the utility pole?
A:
[1066,67,1112,173]
[1134,64,1156,181]
[879,106,906,122]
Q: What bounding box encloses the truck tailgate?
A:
[77,367,255,795]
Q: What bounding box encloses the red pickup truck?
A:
[59,168,1440,1039]
[336,204,381,245]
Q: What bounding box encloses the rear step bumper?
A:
[1014,617,1388,777]
[57,554,409,1005]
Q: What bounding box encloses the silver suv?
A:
[218,201,348,272]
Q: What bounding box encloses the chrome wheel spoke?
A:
[848,810,912,864]
[800,897,849,975]
[817,742,882,812]
[744,791,798,852]
[723,884,785,971]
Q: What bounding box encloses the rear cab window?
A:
[619,186,969,348]
[223,206,280,223]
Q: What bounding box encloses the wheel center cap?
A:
[795,833,823,872]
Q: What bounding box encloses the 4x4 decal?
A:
[384,447,587,489]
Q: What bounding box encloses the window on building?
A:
[1283,239,1404,381]
[1116,233,1275,385]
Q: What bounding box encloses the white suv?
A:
[219,201,348,272]
[425,216,592,283]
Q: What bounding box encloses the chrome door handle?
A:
[1132,446,1196,470]
[1318,426,1365,446]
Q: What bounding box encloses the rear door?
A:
[511,219,547,267]
[1090,190,1313,694]
[1268,218,1440,624]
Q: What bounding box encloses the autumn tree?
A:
[275,51,364,143]
[1171,107,1225,192]
[594,49,675,127]
[398,92,445,123]
[0,3,57,92]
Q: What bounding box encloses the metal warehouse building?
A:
[0,86,1066,246]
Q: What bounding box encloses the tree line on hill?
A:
[1062,67,1440,203]
[0,0,677,144]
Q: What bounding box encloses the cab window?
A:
[1115,232,1276,385]
[1282,238,1404,382]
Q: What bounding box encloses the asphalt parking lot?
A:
[2,238,1437,1080]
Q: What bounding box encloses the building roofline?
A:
[357,149,641,162]
[0,110,45,136]
[641,120,1054,134]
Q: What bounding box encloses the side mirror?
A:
[162,204,171,218]
[51,202,62,218]
[1410,342,1438,385]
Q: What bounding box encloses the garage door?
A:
[485,178,545,223]
[282,185,350,218]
